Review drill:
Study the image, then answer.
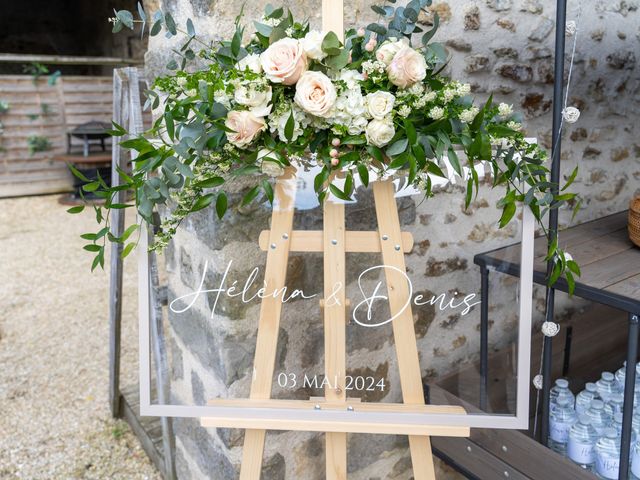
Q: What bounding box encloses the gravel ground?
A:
[0,194,161,480]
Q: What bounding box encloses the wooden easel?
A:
[201,2,469,478]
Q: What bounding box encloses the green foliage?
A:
[72,1,582,292]
[27,135,51,155]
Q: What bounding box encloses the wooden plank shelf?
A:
[119,384,173,479]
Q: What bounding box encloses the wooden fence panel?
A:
[0,75,115,197]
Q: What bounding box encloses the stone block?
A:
[486,0,512,11]
[465,54,491,73]
[464,4,481,30]
[528,17,554,41]
[496,63,534,82]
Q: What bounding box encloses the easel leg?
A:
[373,181,436,480]
[239,172,297,479]
[323,202,347,480]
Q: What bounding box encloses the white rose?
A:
[258,149,285,177]
[376,39,404,66]
[236,53,262,73]
[301,30,327,60]
[294,71,337,118]
[365,91,396,120]
[234,82,272,117]
[260,38,308,85]
[386,45,428,89]
[365,118,395,147]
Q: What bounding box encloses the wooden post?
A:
[239,170,298,480]
[373,181,436,480]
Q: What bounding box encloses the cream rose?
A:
[376,38,403,65]
[301,30,327,60]
[365,118,395,147]
[236,53,262,73]
[386,45,428,89]
[365,91,395,120]
[234,82,272,117]
[294,71,337,118]
[260,38,308,85]
[225,110,266,148]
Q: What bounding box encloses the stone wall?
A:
[144,0,640,478]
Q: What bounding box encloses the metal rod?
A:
[480,265,489,412]
[540,0,568,447]
[619,314,639,480]
[562,325,572,377]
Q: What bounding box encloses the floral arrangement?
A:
[72,2,580,290]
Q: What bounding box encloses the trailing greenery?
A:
[70,1,580,292]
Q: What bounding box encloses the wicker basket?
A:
[630,196,640,247]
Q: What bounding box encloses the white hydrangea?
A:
[429,106,445,120]
[331,87,368,134]
[398,105,411,118]
[214,89,232,109]
[268,104,309,142]
[336,69,364,89]
[459,106,479,123]
[498,103,513,117]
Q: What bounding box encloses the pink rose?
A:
[386,45,427,89]
[260,38,308,85]
[294,71,337,118]
[225,110,266,148]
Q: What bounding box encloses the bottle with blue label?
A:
[567,414,598,471]
[597,372,622,403]
[586,400,612,436]
[595,428,621,479]
[550,378,575,412]
[604,393,624,418]
[576,383,600,415]
[549,397,577,455]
